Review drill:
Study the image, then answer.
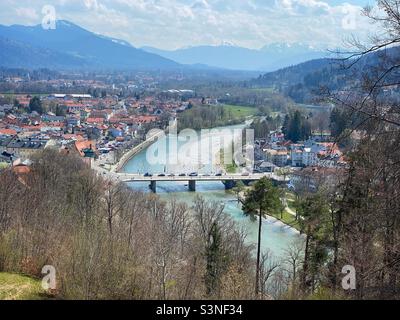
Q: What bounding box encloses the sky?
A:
[0,0,379,50]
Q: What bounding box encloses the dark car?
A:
[144,173,153,177]
[215,173,222,176]
[189,172,198,177]
[158,173,166,177]
[179,173,186,177]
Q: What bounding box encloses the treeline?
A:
[282,110,311,143]
[251,116,282,139]
[280,127,400,299]
[0,149,259,299]
[250,46,400,104]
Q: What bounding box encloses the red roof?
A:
[86,118,104,124]
[0,128,17,135]
[75,140,97,157]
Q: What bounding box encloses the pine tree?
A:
[242,177,281,295]
[205,221,224,296]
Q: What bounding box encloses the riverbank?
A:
[112,120,177,173]
[234,189,301,233]
[118,120,303,258]
[113,130,164,173]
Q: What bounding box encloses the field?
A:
[0,273,47,300]
[219,104,258,118]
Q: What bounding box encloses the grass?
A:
[0,162,9,170]
[287,200,297,213]
[219,148,239,173]
[220,104,258,118]
[0,92,50,97]
[0,272,48,300]
[225,163,238,173]
[270,210,301,231]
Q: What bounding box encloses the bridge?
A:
[114,172,282,193]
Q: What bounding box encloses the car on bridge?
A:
[179,173,186,177]
[215,173,222,176]
[189,172,198,177]
[158,173,166,177]
[144,173,153,177]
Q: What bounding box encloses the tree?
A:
[282,114,290,137]
[290,110,303,142]
[13,99,21,108]
[297,193,330,294]
[329,107,348,138]
[242,177,281,295]
[205,222,224,296]
[29,96,43,114]
[282,111,311,142]
[232,181,245,203]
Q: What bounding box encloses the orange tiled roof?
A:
[75,140,97,157]
[0,128,17,135]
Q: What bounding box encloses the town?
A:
[1,0,399,303]
[0,79,347,195]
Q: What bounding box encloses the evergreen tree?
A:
[330,107,348,138]
[205,222,224,296]
[242,177,281,295]
[29,96,43,114]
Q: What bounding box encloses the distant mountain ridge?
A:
[142,43,329,71]
[0,20,180,70]
[251,46,400,103]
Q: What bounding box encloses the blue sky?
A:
[0,0,379,50]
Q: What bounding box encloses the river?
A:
[121,123,302,259]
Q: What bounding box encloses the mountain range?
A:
[142,43,329,72]
[0,20,179,70]
[251,45,400,103]
[0,20,334,72]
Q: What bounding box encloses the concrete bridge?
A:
[115,172,282,193]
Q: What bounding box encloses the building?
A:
[289,167,345,193]
[290,146,317,167]
[3,137,48,160]
[311,131,332,142]
[265,149,288,167]
[255,160,276,173]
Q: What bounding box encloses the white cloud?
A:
[15,7,39,21]
[0,0,378,50]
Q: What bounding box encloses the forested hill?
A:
[251,46,400,103]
